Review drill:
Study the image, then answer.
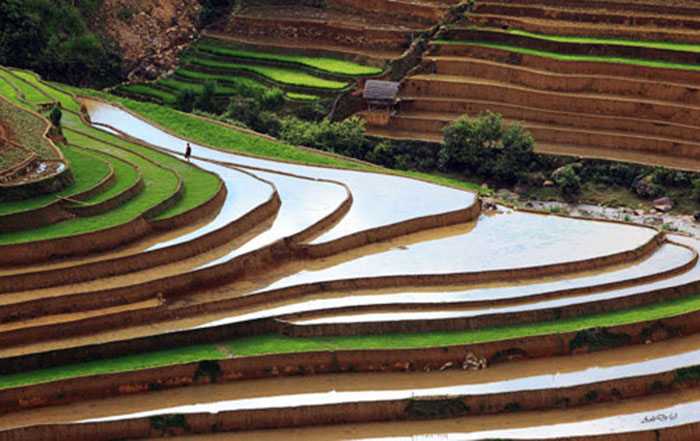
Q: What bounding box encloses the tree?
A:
[194,79,220,113]
[175,87,197,112]
[440,110,534,184]
[49,106,62,128]
[554,165,581,201]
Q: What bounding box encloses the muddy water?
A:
[289,237,700,325]
[83,100,476,245]
[80,347,700,423]
[130,393,700,441]
[197,241,693,328]
[249,208,656,292]
[3,331,700,430]
[196,168,349,269]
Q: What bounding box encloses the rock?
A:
[621,207,635,215]
[513,185,528,194]
[543,179,554,187]
[526,171,546,186]
[635,209,645,216]
[525,202,534,208]
[481,182,490,190]
[496,189,519,202]
[462,352,488,370]
[694,211,700,222]
[653,196,673,212]
[645,216,664,226]
[633,176,663,199]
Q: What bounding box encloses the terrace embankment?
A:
[365,24,700,164]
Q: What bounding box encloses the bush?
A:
[175,87,198,112]
[692,179,700,203]
[554,165,581,201]
[194,79,220,113]
[49,106,62,128]
[279,115,369,158]
[259,87,285,112]
[440,110,534,184]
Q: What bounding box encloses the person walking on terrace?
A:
[184,142,192,162]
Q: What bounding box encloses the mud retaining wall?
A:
[402,78,700,136]
[430,58,700,106]
[476,0,700,16]
[398,98,700,144]
[63,175,144,218]
[432,43,700,84]
[443,29,700,64]
[225,16,412,50]
[473,3,700,29]
[465,15,700,45]
[0,371,698,440]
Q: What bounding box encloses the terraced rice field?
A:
[0,60,699,441]
[363,0,700,170]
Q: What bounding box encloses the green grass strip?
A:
[506,28,700,54]
[1,72,50,105]
[286,92,320,102]
[174,68,268,92]
[71,147,140,205]
[0,146,110,216]
[229,291,700,355]
[196,44,382,76]
[68,87,485,194]
[0,72,27,109]
[172,70,317,101]
[186,57,349,90]
[434,40,700,71]
[156,77,241,96]
[1,291,699,390]
[11,70,81,113]
[117,83,176,105]
[0,344,223,390]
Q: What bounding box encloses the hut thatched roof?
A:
[363,80,400,102]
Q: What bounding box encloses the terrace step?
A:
[429,44,700,85]
[396,98,700,144]
[401,74,700,130]
[202,31,402,64]
[473,1,700,30]
[475,0,700,16]
[420,57,700,106]
[464,14,700,44]
[439,28,700,64]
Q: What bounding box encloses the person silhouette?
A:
[185,143,192,162]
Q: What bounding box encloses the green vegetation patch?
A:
[12,70,81,113]
[71,147,139,205]
[434,40,700,71]
[0,344,223,389]
[286,92,320,102]
[227,292,700,356]
[173,69,268,94]
[12,75,221,220]
[0,146,110,215]
[196,43,383,76]
[0,70,51,105]
[186,57,349,90]
[116,83,176,105]
[506,29,700,54]
[0,98,57,159]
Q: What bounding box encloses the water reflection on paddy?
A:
[257,208,657,293]
[84,100,475,245]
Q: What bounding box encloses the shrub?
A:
[691,179,700,202]
[279,115,369,158]
[259,87,285,112]
[194,79,220,114]
[440,110,533,184]
[175,87,197,112]
[554,165,581,201]
[49,106,62,128]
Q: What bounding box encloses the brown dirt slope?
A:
[97,0,200,81]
